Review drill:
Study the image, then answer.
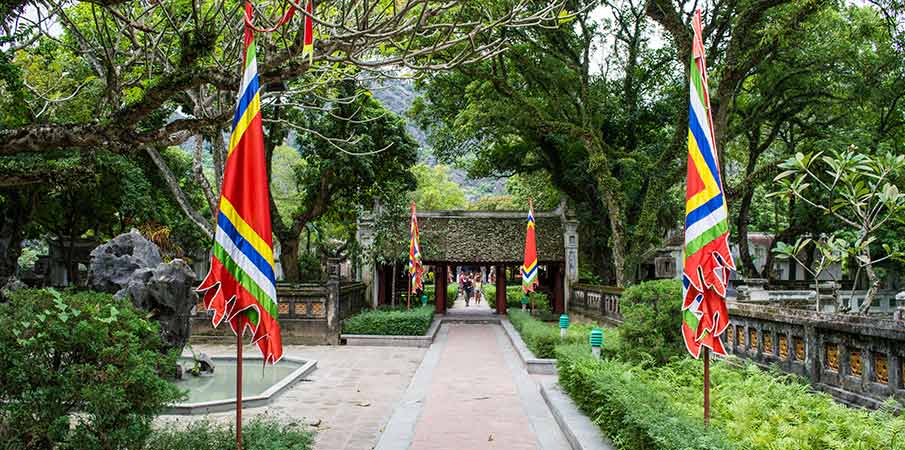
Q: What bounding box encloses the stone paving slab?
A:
[379,323,570,450]
[157,344,427,450]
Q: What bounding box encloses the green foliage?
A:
[0,289,183,450]
[482,284,550,312]
[617,280,684,366]
[555,345,735,450]
[409,163,467,210]
[342,305,434,336]
[420,284,456,309]
[642,358,905,450]
[144,418,314,450]
[507,309,591,358]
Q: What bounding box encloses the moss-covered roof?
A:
[376,210,565,263]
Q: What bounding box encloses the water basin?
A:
[166,356,316,415]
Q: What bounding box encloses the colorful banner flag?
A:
[197,4,282,364]
[409,202,423,291]
[522,201,538,293]
[681,9,736,359]
[302,0,314,64]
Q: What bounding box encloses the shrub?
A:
[420,284,456,309]
[0,289,183,450]
[644,358,905,450]
[145,418,314,449]
[617,279,684,365]
[342,305,434,335]
[483,285,550,312]
[555,345,734,450]
[508,309,592,358]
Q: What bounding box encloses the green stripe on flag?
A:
[245,39,257,67]
[685,219,729,257]
[689,55,707,107]
[683,308,699,329]
[213,242,279,321]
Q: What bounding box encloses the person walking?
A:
[463,272,473,307]
[473,273,482,304]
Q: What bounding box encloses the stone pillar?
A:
[326,257,341,342]
[356,211,377,307]
[496,265,506,315]
[563,216,579,313]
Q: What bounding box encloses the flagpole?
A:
[407,274,412,310]
[703,347,710,427]
[236,331,243,450]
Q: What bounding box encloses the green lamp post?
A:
[559,314,570,339]
[420,294,428,307]
[521,294,529,311]
[589,328,603,358]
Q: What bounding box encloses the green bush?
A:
[644,358,905,450]
[483,285,550,312]
[145,418,314,449]
[508,309,592,358]
[420,284,456,309]
[0,289,183,450]
[618,279,684,365]
[342,305,434,335]
[555,345,734,450]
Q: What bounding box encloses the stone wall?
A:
[569,283,905,410]
[191,281,368,345]
[725,303,905,409]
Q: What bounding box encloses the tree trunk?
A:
[604,196,628,288]
[859,251,880,315]
[280,238,301,283]
[0,191,29,284]
[735,186,761,278]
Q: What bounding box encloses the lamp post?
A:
[589,328,603,358]
[559,314,570,339]
[521,294,529,311]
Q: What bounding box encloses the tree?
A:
[410,164,467,210]
[773,149,905,313]
[268,81,418,281]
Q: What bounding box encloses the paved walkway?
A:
[377,324,570,450]
[447,289,494,317]
[157,345,426,450]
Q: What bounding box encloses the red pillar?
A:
[553,263,565,314]
[377,265,387,306]
[435,265,447,314]
[495,265,506,315]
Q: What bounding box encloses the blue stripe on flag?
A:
[232,74,261,129]
[688,105,722,188]
[685,192,724,228]
[217,211,277,286]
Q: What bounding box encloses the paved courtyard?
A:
[158,344,427,450]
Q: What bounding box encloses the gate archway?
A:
[356,204,580,315]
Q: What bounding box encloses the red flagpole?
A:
[236,331,243,450]
[407,274,412,310]
[703,347,710,427]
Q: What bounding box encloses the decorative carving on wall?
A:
[737,326,745,349]
[874,353,888,384]
[850,351,862,377]
[825,344,839,372]
[750,329,758,350]
[727,326,734,345]
[794,336,805,361]
[764,333,773,354]
[278,302,289,314]
[779,336,789,360]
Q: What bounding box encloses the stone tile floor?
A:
[157,344,427,450]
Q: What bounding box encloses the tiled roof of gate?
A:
[375,210,565,263]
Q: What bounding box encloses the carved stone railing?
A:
[725,302,905,409]
[191,280,365,345]
[570,283,624,324]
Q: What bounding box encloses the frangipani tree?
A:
[772,148,905,313]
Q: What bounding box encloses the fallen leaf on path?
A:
[488,433,494,442]
[357,401,371,407]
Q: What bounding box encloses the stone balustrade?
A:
[569,283,905,410]
[570,283,624,324]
